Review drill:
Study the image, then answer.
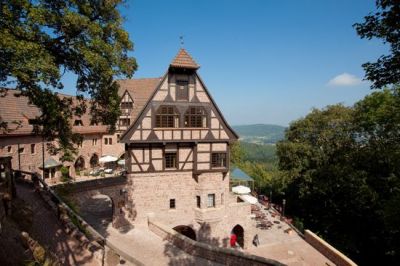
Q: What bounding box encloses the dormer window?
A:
[121,102,133,109]
[155,106,179,128]
[176,80,189,101]
[74,120,83,126]
[120,118,130,127]
[185,107,207,128]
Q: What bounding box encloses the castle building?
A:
[120,49,254,247]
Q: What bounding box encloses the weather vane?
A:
[180,35,184,47]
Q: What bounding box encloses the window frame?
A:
[211,153,227,168]
[155,106,179,128]
[30,144,35,154]
[207,194,215,208]
[184,106,207,128]
[119,118,130,127]
[196,196,201,208]
[164,152,177,169]
[170,199,176,209]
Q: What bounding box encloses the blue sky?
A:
[68,0,387,126]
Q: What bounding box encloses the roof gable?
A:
[120,69,239,143]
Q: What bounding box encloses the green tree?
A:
[0,0,137,160]
[277,105,378,264]
[354,0,400,89]
[277,93,400,264]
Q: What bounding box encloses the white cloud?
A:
[327,73,362,87]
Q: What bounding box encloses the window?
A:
[18,146,24,154]
[77,141,83,148]
[165,152,177,169]
[155,106,179,128]
[74,120,83,126]
[170,199,176,209]
[176,80,189,101]
[104,137,112,145]
[221,193,224,205]
[121,102,133,109]
[30,144,35,154]
[92,139,97,146]
[184,107,207,128]
[117,134,120,142]
[120,118,130,127]
[90,120,98,126]
[196,196,201,208]
[211,153,227,168]
[7,146,12,153]
[207,194,215,208]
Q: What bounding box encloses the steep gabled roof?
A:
[170,48,200,69]
[116,78,161,121]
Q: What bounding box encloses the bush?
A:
[60,166,70,182]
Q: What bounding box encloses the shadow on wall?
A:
[164,223,231,265]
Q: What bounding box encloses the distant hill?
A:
[232,124,286,144]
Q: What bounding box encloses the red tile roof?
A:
[170,48,200,69]
[116,78,161,122]
[0,78,161,136]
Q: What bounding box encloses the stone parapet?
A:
[148,218,285,266]
[304,230,357,266]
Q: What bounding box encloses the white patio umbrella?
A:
[99,155,118,163]
[232,185,251,195]
[239,194,258,204]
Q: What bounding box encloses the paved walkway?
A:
[16,183,101,266]
[101,223,221,266]
[247,204,334,266]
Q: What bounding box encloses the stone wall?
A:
[127,170,255,248]
[128,171,197,225]
[304,230,357,266]
[148,219,284,266]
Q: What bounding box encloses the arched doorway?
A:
[79,194,114,235]
[74,156,85,171]
[232,224,244,248]
[173,225,196,241]
[90,154,99,168]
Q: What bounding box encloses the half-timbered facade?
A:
[121,49,254,248]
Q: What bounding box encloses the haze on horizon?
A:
[59,0,388,127]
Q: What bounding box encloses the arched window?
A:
[155,106,179,128]
[184,107,207,128]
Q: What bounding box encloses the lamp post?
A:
[282,199,286,220]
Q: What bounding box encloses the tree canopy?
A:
[0,0,137,160]
[354,0,400,89]
[276,88,400,265]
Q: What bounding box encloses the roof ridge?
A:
[117,77,162,81]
